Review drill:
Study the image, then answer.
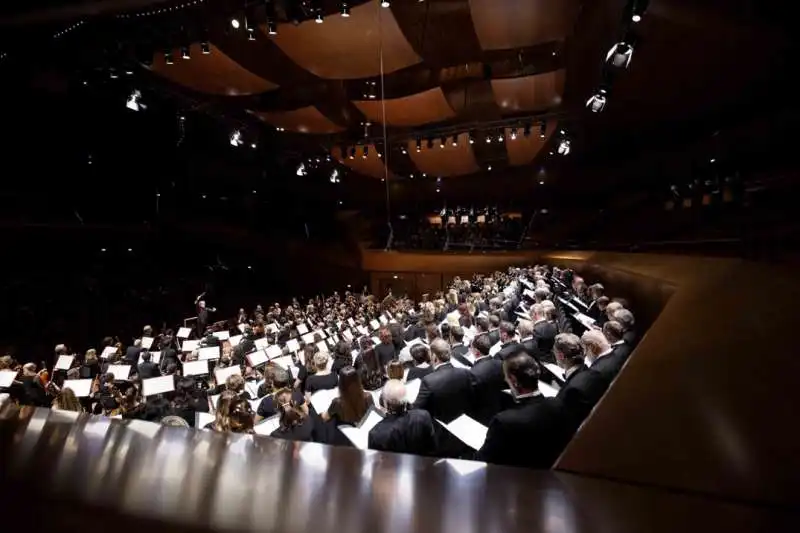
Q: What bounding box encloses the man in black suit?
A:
[531,303,558,363]
[487,315,501,346]
[494,321,521,361]
[406,344,433,382]
[124,339,144,366]
[585,283,605,321]
[468,334,507,425]
[554,333,607,429]
[613,308,638,348]
[581,329,623,386]
[603,320,632,363]
[449,325,472,368]
[477,351,571,469]
[517,320,537,358]
[413,339,474,423]
[137,351,161,380]
[375,327,397,368]
[369,380,437,456]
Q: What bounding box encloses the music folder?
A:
[404,379,422,403]
[338,406,385,450]
[62,378,93,398]
[55,355,74,371]
[254,415,280,436]
[182,360,209,377]
[436,414,488,451]
[246,350,269,368]
[309,387,339,414]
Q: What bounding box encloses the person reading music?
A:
[554,333,607,428]
[413,339,474,424]
[368,380,437,456]
[477,351,571,469]
[270,388,317,443]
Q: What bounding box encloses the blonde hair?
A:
[225,373,245,393]
[84,349,98,365]
[313,351,329,370]
[54,387,83,412]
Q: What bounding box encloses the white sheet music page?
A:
[139,351,161,365]
[198,346,220,360]
[106,364,131,380]
[212,331,230,341]
[55,355,74,371]
[142,375,174,396]
[181,340,200,352]
[214,365,241,384]
[296,323,309,335]
[266,344,283,359]
[0,370,18,388]
[309,388,339,414]
[247,350,269,367]
[196,411,214,429]
[538,381,560,398]
[254,415,280,436]
[543,363,565,381]
[404,379,422,403]
[438,414,489,451]
[286,339,300,353]
[182,360,209,377]
[63,378,93,397]
[254,337,270,350]
[177,327,192,339]
[229,334,243,347]
[101,346,117,359]
[339,408,385,450]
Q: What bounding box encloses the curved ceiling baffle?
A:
[504,120,559,166]
[149,43,278,96]
[492,70,566,112]
[353,87,457,127]
[468,0,582,50]
[406,132,480,177]
[331,145,395,181]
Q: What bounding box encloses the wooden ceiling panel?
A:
[504,120,558,166]
[468,0,581,50]
[353,87,456,127]
[150,44,277,96]
[269,0,421,80]
[254,106,345,134]
[332,144,393,180]
[491,69,565,113]
[406,133,480,177]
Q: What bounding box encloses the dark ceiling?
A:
[0,0,796,220]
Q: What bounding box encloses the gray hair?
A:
[614,309,635,330]
[534,287,551,302]
[530,303,545,319]
[313,351,329,369]
[518,319,534,338]
[554,333,582,362]
[581,329,611,355]
[430,338,451,363]
[382,379,406,409]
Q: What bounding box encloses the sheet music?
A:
[316,341,329,353]
[143,351,162,365]
[254,415,280,436]
[254,337,270,350]
[142,375,174,396]
[106,364,131,380]
[177,327,192,339]
[342,330,354,341]
[101,346,117,359]
[237,323,247,333]
[214,365,241,384]
[296,324,309,335]
[181,340,200,352]
[63,378,93,397]
[198,346,220,360]
[538,381,560,397]
[270,355,293,371]
[437,414,488,451]
[405,379,422,403]
[543,363,565,381]
[266,323,279,334]
[348,318,355,327]
[357,325,369,335]
[378,316,388,326]
[309,388,339,414]
[244,380,261,399]
[212,331,230,341]
[301,332,315,344]
[338,408,385,450]
[55,355,74,371]
[0,370,17,388]
[246,350,269,367]
[229,334,243,347]
[196,411,214,429]
[141,336,155,349]
[286,339,300,353]
[313,329,327,339]
[266,345,283,359]
[182,360,209,377]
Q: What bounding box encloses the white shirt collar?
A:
[513,390,541,401]
[612,340,625,346]
[433,362,450,371]
[519,336,533,342]
[596,348,614,359]
[564,365,581,379]
[416,362,430,369]
[533,318,547,325]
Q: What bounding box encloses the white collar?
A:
[519,336,533,342]
[513,390,541,401]
[433,362,450,371]
[612,340,625,346]
[416,362,430,369]
[451,342,463,348]
[564,365,581,379]
[533,318,547,324]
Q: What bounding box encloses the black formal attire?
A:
[413,362,474,423]
[137,361,161,380]
[532,320,558,363]
[305,372,338,394]
[271,418,317,443]
[18,376,49,407]
[556,365,607,428]
[368,409,438,456]
[406,364,433,382]
[622,329,638,347]
[611,341,632,364]
[487,329,500,346]
[477,394,571,469]
[159,346,179,373]
[124,345,143,366]
[79,361,101,380]
[375,342,397,368]
[257,390,305,419]
[196,305,209,336]
[589,351,625,386]
[450,343,473,368]
[495,340,522,362]
[468,356,507,426]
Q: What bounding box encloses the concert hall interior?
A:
[0,1,798,532]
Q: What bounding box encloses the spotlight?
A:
[607,40,634,69]
[248,26,256,40]
[415,138,422,152]
[381,1,391,7]
[230,130,243,147]
[469,131,475,144]
[330,169,340,183]
[181,46,190,59]
[164,50,174,65]
[315,13,324,24]
[340,2,350,16]
[586,88,608,113]
[557,138,571,155]
[510,128,518,140]
[348,147,355,159]
[451,136,458,147]
[485,135,491,144]
[296,163,307,176]
[496,133,504,142]
[401,145,407,154]
[267,20,277,35]
[201,41,211,54]
[362,145,369,159]
[439,138,445,149]
[539,121,547,138]
[126,90,142,111]
[630,0,647,22]
[230,18,240,29]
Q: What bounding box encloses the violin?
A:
[38,360,49,387]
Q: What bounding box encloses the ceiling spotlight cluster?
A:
[116,0,205,19]
[585,0,647,114]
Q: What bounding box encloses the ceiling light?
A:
[630,0,647,22]
[487,165,492,171]
[439,138,445,149]
[451,136,458,147]
[297,163,307,176]
[267,20,277,35]
[248,26,256,40]
[496,133,504,142]
[469,131,475,144]
[315,13,324,23]
[348,147,355,159]
[230,130,243,147]
[340,2,351,16]
[126,90,142,111]
[607,40,634,69]
[181,46,190,59]
[362,145,369,158]
[510,128,518,140]
[381,1,391,7]
[586,88,608,113]
[201,41,211,54]
[230,18,240,29]
[330,169,340,183]
[415,138,422,152]
[250,143,257,149]
[539,122,547,138]
[164,51,173,65]
[557,139,571,155]
[632,14,641,22]
[485,135,491,143]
